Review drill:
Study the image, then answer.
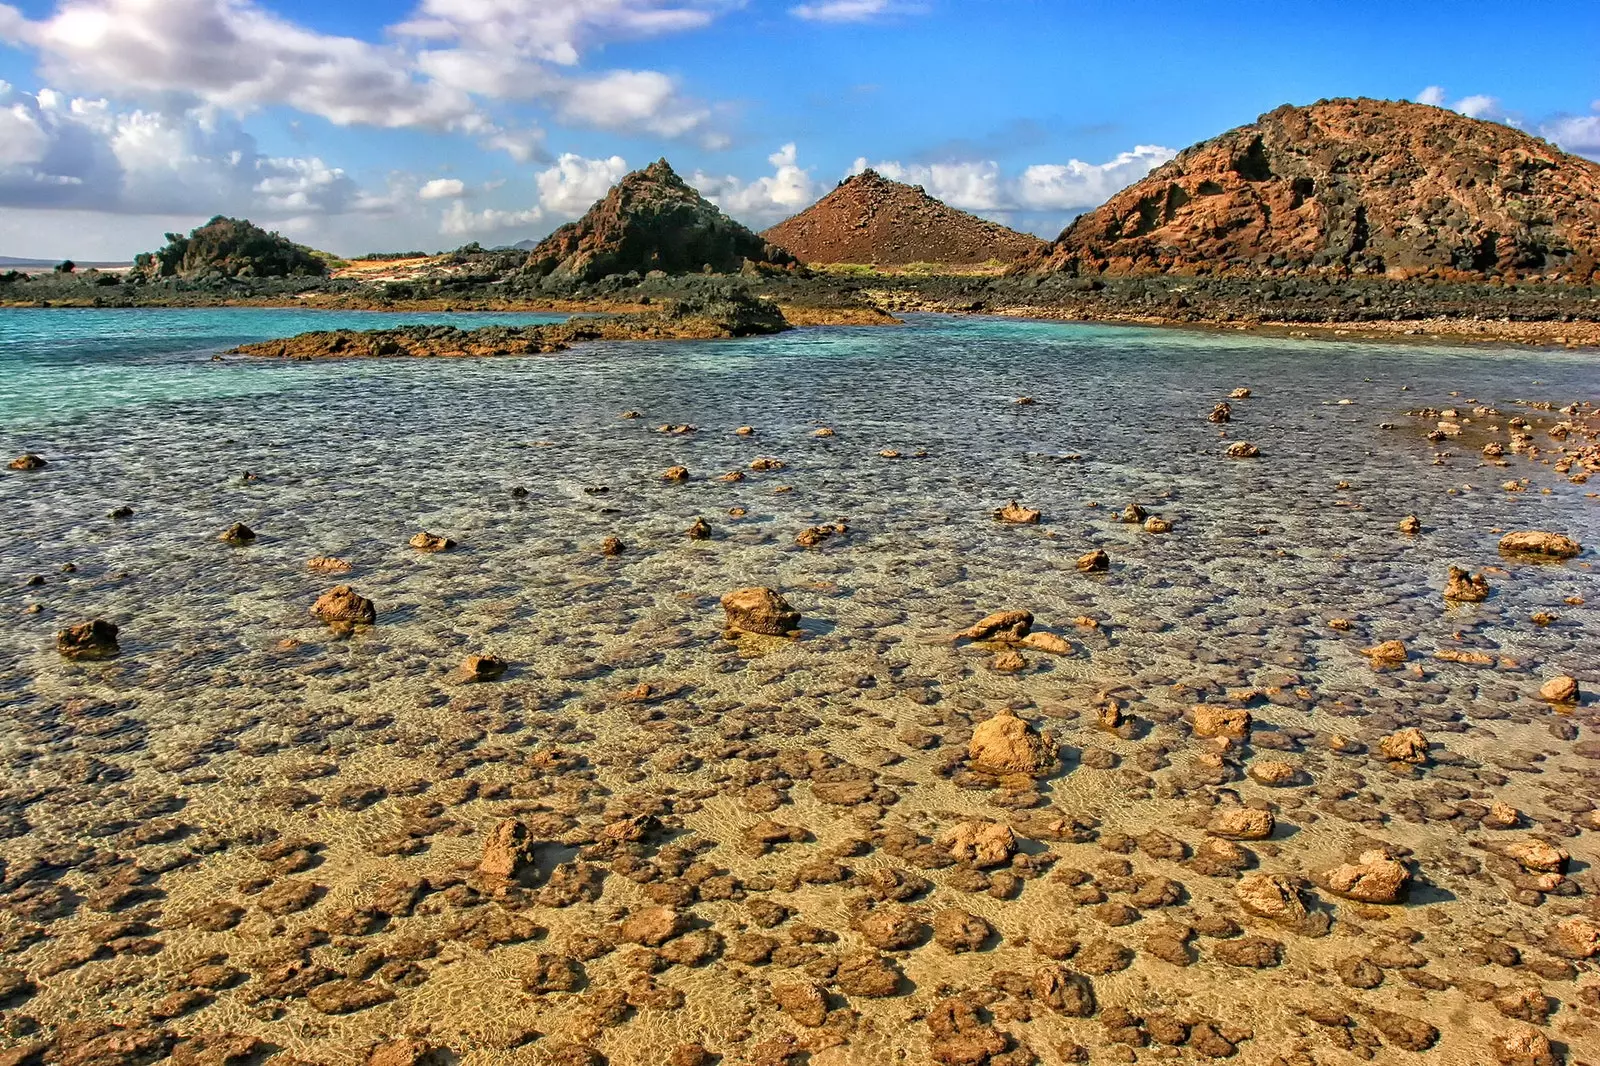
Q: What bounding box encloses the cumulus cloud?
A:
[1416,85,1447,108]
[1412,86,1516,125]
[1542,102,1600,160]
[693,142,817,227]
[0,82,370,216]
[438,199,541,236]
[790,0,924,22]
[851,145,1176,218]
[396,0,737,64]
[535,152,628,216]
[418,177,466,200]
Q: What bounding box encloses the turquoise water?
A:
[0,306,566,426]
[1,308,1597,1063]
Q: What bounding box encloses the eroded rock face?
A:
[1321,850,1410,903]
[720,587,800,636]
[526,159,795,280]
[57,619,120,660]
[968,713,1058,774]
[1498,530,1582,559]
[1032,97,1600,282]
[311,585,376,626]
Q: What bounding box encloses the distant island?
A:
[4,98,1598,348]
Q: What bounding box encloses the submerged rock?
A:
[1443,566,1489,602]
[721,587,801,636]
[57,619,120,660]
[456,654,508,683]
[961,610,1033,642]
[1378,727,1428,764]
[219,522,256,545]
[307,555,352,574]
[1498,530,1581,559]
[1019,631,1072,655]
[968,713,1058,774]
[1538,675,1578,704]
[936,821,1016,867]
[1076,549,1110,573]
[311,585,376,626]
[1321,850,1410,903]
[8,452,46,470]
[1191,705,1251,739]
[1226,441,1260,458]
[994,500,1041,524]
[409,531,456,552]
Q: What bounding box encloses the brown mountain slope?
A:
[525,159,795,281]
[763,169,1046,266]
[1031,98,1600,281]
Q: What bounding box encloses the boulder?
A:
[1549,916,1600,959]
[661,465,690,482]
[994,500,1041,524]
[1378,727,1428,764]
[1360,640,1409,665]
[479,818,537,879]
[960,610,1032,641]
[311,586,376,625]
[1398,514,1421,534]
[1191,705,1251,739]
[968,713,1057,774]
[1208,402,1231,423]
[1505,839,1568,873]
[456,654,508,683]
[686,516,712,539]
[601,536,624,556]
[1498,531,1581,559]
[1076,549,1110,573]
[935,821,1016,867]
[1538,675,1578,704]
[1226,441,1260,458]
[57,619,120,660]
[409,531,455,552]
[219,522,256,546]
[1443,566,1489,602]
[721,587,801,636]
[1143,515,1173,533]
[1208,807,1275,840]
[9,453,47,470]
[1321,850,1409,903]
[1235,873,1308,926]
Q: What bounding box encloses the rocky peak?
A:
[1032,97,1600,281]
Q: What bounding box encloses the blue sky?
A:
[1,0,1596,259]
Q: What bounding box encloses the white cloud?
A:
[439,199,542,236]
[395,0,734,64]
[1542,102,1600,159]
[693,142,817,227]
[554,69,715,141]
[1412,86,1516,126]
[418,177,466,200]
[535,152,628,217]
[790,0,923,22]
[0,82,367,216]
[1416,85,1447,107]
[849,145,1175,218]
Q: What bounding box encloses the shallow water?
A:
[1,310,1597,1064]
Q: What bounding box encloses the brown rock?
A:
[1190,705,1250,739]
[1362,1008,1438,1052]
[721,587,800,636]
[1235,873,1308,926]
[307,555,351,573]
[961,609,1033,641]
[968,713,1057,774]
[1443,566,1489,602]
[219,522,256,545]
[8,453,46,470]
[1031,966,1095,1016]
[1378,727,1428,764]
[1398,514,1421,535]
[1321,850,1409,903]
[1208,402,1231,423]
[925,996,1008,1065]
[1076,549,1110,573]
[1019,631,1071,655]
[479,818,537,879]
[1505,839,1568,873]
[857,906,926,951]
[1498,530,1581,559]
[686,516,711,539]
[936,821,1017,867]
[57,619,120,661]
[661,465,690,482]
[834,952,902,997]
[995,500,1041,524]
[456,654,507,683]
[408,531,455,552]
[600,536,624,556]
[1549,916,1600,959]
[932,909,994,952]
[1492,1027,1555,1066]
[1361,640,1409,666]
[368,1038,444,1066]
[771,980,827,1027]
[621,906,689,946]
[1208,807,1275,840]
[311,585,376,625]
[1538,675,1578,704]
[1226,441,1260,458]
[306,979,393,1014]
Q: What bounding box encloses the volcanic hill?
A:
[1032,98,1600,281]
[763,169,1047,266]
[524,159,795,281]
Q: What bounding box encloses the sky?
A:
[1,0,1597,260]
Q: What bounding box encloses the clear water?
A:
[1,309,1597,1063]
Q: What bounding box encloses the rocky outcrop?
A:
[525,159,794,281]
[134,216,328,279]
[763,169,1046,266]
[1498,530,1582,559]
[1032,98,1600,281]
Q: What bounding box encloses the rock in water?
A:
[8,453,46,470]
[456,654,508,683]
[1539,675,1579,704]
[960,610,1033,641]
[409,531,455,553]
[1378,727,1428,764]
[1076,549,1110,573]
[311,586,376,626]
[219,522,256,546]
[479,818,537,879]
[1191,705,1251,739]
[994,500,1041,524]
[1443,566,1489,602]
[57,619,120,660]
[524,158,795,281]
[1029,98,1600,281]
[1498,530,1582,559]
[1321,850,1410,903]
[936,821,1017,867]
[968,713,1058,774]
[1398,514,1421,535]
[721,587,801,636]
[1208,402,1232,423]
[1226,441,1260,458]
